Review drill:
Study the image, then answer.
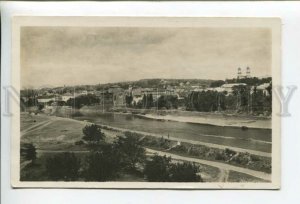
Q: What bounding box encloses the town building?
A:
[220,83,247,94]
[61,93,74,102]
[37,97,55,104]
[254,83,271,96]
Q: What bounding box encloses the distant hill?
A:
[23,78,215,91]
[131,78,214,88]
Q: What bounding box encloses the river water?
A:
[70,112,271,153]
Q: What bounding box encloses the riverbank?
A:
[81,106,271,129]
[140,113,271,129]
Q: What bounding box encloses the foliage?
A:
[210,80,225,88]
[186,91,222,112]
[82,124,105,142]
[226,77,272,86]
[169,162,202,182]
[224,148,237,157]
[21,97,39,108]
[141,94,154,108]
[144,155,172,182]
[45,152,81,181]
[125,94,133,107]
[113,132,146,170]
[171,144,188,153]
[157,95,178,109]
[66,94,99,109]
[186,83,271,115]
[144,154,202,182]
[21,143,37,164]
[83,144,120,181]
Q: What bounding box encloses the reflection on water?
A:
[72,112,271,153]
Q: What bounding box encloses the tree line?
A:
[186,85,272,115]
[210,77,272,88]
[127,94,178,110]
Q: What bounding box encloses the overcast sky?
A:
[21,26,271,88]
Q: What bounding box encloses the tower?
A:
[246,67,251,78]
[237,67,242,79]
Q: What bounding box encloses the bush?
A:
[82,124,105,142]
[171,145,188,154]
[169,162,202,182]
[215,152,226,161]
[230,153,251,165]
[144,154,202,182]
[159,138,171,149]
[144,155,172,182]
[45,152,81,181]
[250,154,260,162]
[83,144,120,181]
[113,132,146,170]
[224,148,237,157]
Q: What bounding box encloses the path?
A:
[21,119,55,136]
[98,124,271,157]
[218,169,230,182]
[146,148,271,181]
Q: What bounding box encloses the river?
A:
[68,112,271,153]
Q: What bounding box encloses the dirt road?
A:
[146,148,271,181]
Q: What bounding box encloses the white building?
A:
[221,83,247,94]
[255,83,271,96]
[37,98,55,104]
[61,93,74,102]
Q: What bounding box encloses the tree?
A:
[144,154,171,182]
[157,95,178,109]
[83,144,120,181]
[210,80,225,88]
[125,94,133,107]
[144,154,202,182]
[141,94,154,109]
[82,124,105,143]
[186,91,219,112]
[169,162,202,182]
[66,94,99,109]
[148,94,154,108]
[45,152,81,181]
[20,143,37,164]
[113,132,146,170]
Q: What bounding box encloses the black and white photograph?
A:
[10,17,281,189]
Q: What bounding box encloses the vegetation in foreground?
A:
[144,155,202,182]
[21,125,202,182]
[97,126,272,173]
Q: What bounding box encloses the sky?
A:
[21,26,272,88]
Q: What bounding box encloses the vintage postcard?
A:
[10,17,281,189]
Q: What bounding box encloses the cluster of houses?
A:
[31,85,183,108]
[22,78,271,109]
